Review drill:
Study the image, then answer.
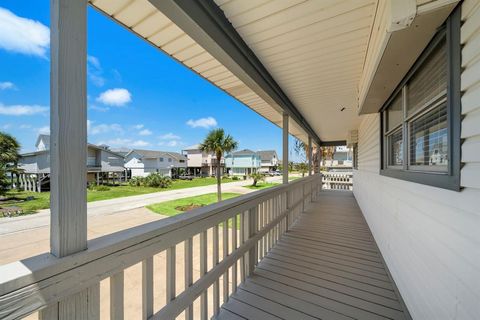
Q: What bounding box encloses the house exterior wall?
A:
[353,3,480,318]
[225,154,261,176]
[99,150,124,172]
[185,150,204,167]
[125,153,173,177]
[18,153,50,174]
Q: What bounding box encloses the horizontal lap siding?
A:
[353,2,480,319]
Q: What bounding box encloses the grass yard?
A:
[146,193,240,216]
[0,177,236,215]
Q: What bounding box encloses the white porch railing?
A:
[0,174,322,320]
[322,171,353,190]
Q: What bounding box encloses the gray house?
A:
[17,135,125,191]
[256,150,279,173]
[124,149,187,178]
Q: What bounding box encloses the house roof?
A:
[25,135,124,158]
[230,149,257,156]
[128,149,187,161]
[183,144,201,151]
[256,150,277,161]
[110,147,131,157]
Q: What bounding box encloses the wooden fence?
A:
[322,171,353,190]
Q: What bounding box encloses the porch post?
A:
[282,113,289,185]
[308,136,312,176]
[42,0,99,318]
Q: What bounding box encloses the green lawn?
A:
[0,177,235,215]
[146,193,240,216]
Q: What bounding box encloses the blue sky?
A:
[0,1,301,160]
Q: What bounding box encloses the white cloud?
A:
[1,124,12,130]
[159,133,181,140]
[0,103,48,116]
[89,104,109,112]
[97,138,150,148]
[186,117,217,129]
[139,129,152,136]
[37,126,49,134]
[0,82,15,90]
[19,124,31,129]
[87,55,105,87]
[158,140,180,147]
[0,8,50,57]
[96,88,131,106]
[88,121,123,135]
[133,124,144,130]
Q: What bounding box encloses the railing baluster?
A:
[166,246,176,303]
[239,211,245,283]
[184,237,193,320]
[110,271,124,320]
[213,224,220,315]
[232,214,238,293]
[246,206,257,277]
[222,220,229,303]
[142,257,153,320]
[200,231,208,320]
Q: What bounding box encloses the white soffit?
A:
[214,0,378,141]
[89,0,309,142]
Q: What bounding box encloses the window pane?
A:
[407,38,447,116]
[387,128,403,166]
[409,104,448,170]
[387,93,403,131]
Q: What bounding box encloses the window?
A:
[380,8,461,191]
[168,158,172,162]
[160,157,164,162]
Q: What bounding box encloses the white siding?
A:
[353,3,480,319]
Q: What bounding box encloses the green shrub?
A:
[232,176,240,181]
[250,173,265,186]
[145,173,172,188]
[88,183,111,192]
[128,176,145,187]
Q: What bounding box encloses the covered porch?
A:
[218,191,409,320]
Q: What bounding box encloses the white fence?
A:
[322,172,353,190]
[0,174,322,320]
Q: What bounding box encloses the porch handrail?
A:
[0,174,322,319]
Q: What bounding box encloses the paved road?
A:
[0,177,283,236]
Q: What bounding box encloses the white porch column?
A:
[308,136,312,176]
[282,113,289,185]
[42,0,99,318]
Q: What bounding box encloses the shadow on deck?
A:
[217,191,411,320]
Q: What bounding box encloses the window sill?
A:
[380,168,460,191]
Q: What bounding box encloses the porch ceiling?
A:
[213,0,377,141]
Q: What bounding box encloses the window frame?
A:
[379,8,461,191]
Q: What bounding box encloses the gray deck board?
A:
[217,191,409,320]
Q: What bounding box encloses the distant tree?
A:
[0,132,20,196]
[200,129,238,202]
[250,172,265,187]
[320,146,336,167]
[296,162,308,177]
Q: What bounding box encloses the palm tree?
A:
[200,129,238,202]
[0,132,20,196]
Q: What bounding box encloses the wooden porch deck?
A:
[217,191,410,320]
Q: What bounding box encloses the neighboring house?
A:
[125,149,187,178]
[110,147,131,158]
[224,149,261,177]
[182,144,224,177]
[324,146,353,168]
[256,150,278,173]
[17,135,125,191]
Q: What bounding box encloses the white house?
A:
[182,144,223,176]
[17,135,125,191]
[256,150,278,173]
[125,149,187,178]
[224,149,262,177]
